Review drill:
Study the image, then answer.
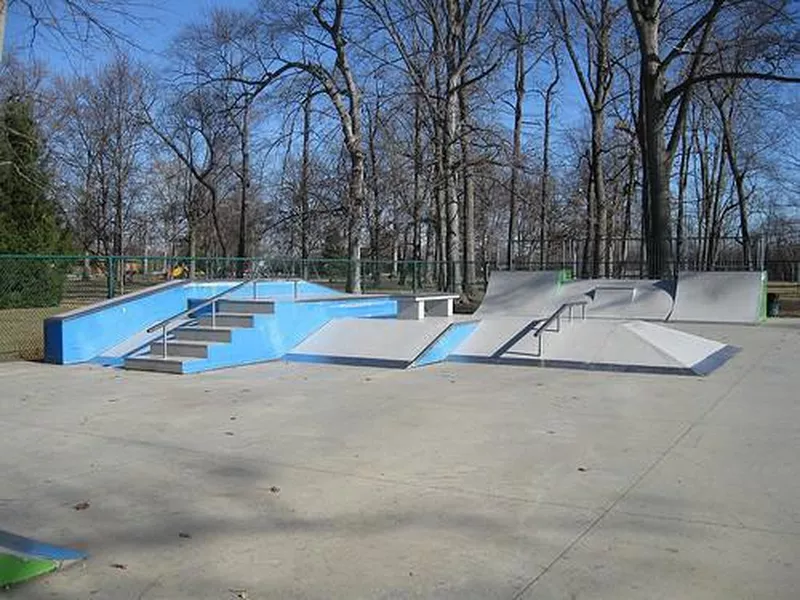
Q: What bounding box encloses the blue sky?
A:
[3,0,586,168]
[4,0,251,71]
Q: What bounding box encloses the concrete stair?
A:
[172,327,234,343]
[124,300,271,374]
[197,313,254,328]
[149,340,213,358]
[123,355,187,374]
[217,299,275,314]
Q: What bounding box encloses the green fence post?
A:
[106,256,115,299]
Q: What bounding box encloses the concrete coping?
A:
[393,294,460,302]
[289,294,392,304]
[44,280,188,323]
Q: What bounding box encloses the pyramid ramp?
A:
[452,318,736,376]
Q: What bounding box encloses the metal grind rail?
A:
[491,299,588,359]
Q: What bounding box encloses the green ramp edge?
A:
[0,554,57,587]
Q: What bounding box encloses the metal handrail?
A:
[533,300,588,337]
[491,299,588,359]
[146,277,262,358]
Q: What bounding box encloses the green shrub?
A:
[0,259,67,309]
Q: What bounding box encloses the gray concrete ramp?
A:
[453,318,735,375]
[478,272,675,321]
[670,271,766,323]
[476,271,565,317]
[285,318,473,369]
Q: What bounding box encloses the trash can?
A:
[767,293,780,317]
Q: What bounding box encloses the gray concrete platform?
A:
[1,320,799,598]
[287,317,455,368]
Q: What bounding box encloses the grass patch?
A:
[0,304,83,361]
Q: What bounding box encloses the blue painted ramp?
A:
[0,529,86,561]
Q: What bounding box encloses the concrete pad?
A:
[520,511,800,600]
[616,423,800,535]
[1,319,799,598]
[6,456,596,599]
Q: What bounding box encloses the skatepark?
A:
[40,270,764,376]
[2,270,799,598]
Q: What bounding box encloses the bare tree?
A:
[50,54,147,263]
[2,0,151,60]
[538,42,560,268]
[503,0,543,270]
[551,0,623,276]
[626,0,799,277]
[145,87,233,265]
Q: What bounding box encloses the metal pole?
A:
[293,280,298,300]
[162,325,167,358]
[252,279,257,299]
[107,256,115,299]
[211,301,216,328]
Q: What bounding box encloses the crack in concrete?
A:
[509,338,777,600]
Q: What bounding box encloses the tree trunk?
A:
[346,148,365,293]
[676,129,690,276]
[582,167,593,279]
[590,110,606,278]
[368,104,381,287]
[629,1,672,277]
[720,108,751,269]
[443,77,462,293]
[433,112,447,290]
[458,85,476,298]
[300,92,312,279]
[619,144,635,276]
[508,37,525,271]
[540,54,558,269]
[236,98,251,277]
[412,91,423,289]
[708,141,726,270]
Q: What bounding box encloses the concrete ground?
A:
[1,320,799,599]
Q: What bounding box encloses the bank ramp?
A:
[670,271,766,323]
[286,317,479,369]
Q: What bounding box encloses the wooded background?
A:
[1,0,798,296]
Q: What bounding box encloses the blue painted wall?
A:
[45,282,196,364]
[410,321,480,368]
[44,280,344,365]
